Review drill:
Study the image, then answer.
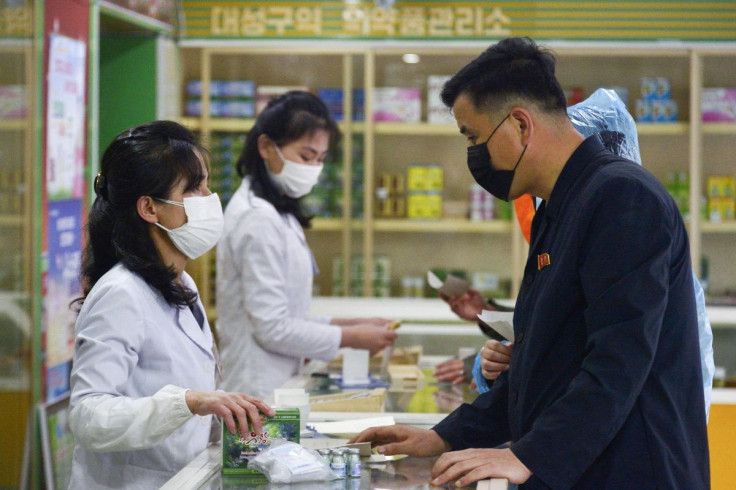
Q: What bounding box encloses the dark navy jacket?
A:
[434,136,709,489]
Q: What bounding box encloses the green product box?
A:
[222,408,300,476]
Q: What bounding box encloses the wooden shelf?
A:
[0,215,23,226]
[374,122,458,136]
[179,116,254,132]
[308,218,364,232]
[180,119,734,138]
[373,218,512,233]
[0,120,26,131]
[702,222,736,233]
[636,122,689,135]
[703,123,736,135]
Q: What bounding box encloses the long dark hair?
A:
[236,90,340,228]
[74,120,207,309]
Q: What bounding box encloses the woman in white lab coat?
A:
[216,91,397,398]
[68,121,273,489]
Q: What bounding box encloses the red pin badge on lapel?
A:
[537,253,551,270]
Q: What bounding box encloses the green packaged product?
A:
[222,408,300,476]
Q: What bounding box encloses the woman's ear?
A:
[136,195,159,224]
[258,134,283,174]
[257,134,273,163]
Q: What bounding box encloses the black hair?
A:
[441,37,567,116]
[236,90,340,228]
[73,120,207,309]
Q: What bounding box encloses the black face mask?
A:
[467,114,527,202]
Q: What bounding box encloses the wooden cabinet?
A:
[178,42,736,314]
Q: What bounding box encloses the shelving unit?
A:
[0,40,33,295]
[179,41,736,311]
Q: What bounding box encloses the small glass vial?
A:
[346,448,362,478]
[318,448,332,467]
[330,449,347,479]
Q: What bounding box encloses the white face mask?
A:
[267,146,323,198]
[154,193,223,260]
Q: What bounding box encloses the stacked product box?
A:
[427,76,454,124]
[333,255,391,297]
[664,172,690,219]
[317,88,366,121]
[468,183,494,221]
[374,172,405,218]
[636,77,677,123]
[221,408,300,478]
[301,136,364,219]
[406,164,442,220]
[400,276,426,298]
[209,133,244,208]
[702,88,736,122]
[256,85,310,115]
[471,271,505,298]
[0,86,27,118]
[303,160,341,218]
[707,175,735,222]
[185,80,255,118]
[0,165,23,214]
[373,88,421,122]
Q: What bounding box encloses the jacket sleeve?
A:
[510,176,692,488]
[69,283,194,452]
[233,210,341,360]
[433,372,511,450]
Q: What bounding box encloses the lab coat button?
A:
[516,332,524,343]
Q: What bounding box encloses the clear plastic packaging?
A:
[567,88,642,165]
[248,441,337,483]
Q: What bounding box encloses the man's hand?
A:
[433,357,468,385]
[430,448,532,487]
[440,288,490,322]
[185,390,275,438]
[480,340,513,380]
[349,425,451,457]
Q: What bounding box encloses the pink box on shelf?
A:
[373,88,421,122]
[702,88,736,122]
[0,86,27,119]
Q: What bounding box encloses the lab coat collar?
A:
[175,304,214,359]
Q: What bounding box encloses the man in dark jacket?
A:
[350,37,709,489]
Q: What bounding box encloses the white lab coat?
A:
[216,177,340,398]
[68,264,215,489]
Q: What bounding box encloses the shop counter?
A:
[163,444,509,489]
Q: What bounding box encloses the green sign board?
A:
[180,0,736,42]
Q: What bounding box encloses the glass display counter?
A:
[164,446,507,490]
[162,360,507,489]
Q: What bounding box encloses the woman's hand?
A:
[332,317,392,327]
[340,324,398,356]
[185,390,275,438]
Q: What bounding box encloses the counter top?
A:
[163,444,509,489]
[310,297,736,327]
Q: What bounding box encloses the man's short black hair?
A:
[441,37,567,116]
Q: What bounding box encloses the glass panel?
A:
[0,0,35,485]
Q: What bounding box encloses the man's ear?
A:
[137,195,159,224]
[510,107,533,145]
